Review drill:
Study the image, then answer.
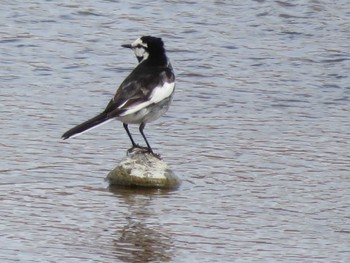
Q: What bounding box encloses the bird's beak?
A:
[121,44,132,49]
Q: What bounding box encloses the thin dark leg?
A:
[139,123,153,153]
[123,123,136,147]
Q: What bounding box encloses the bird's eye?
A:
[136,44,143,48]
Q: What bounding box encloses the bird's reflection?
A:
[108,186,175,263]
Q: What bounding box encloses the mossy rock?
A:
[106,150,181,189]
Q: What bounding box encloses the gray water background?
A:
[1,0,350,262]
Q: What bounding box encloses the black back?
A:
[103,37,174,117]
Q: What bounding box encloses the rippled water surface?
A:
[1,1,350,262]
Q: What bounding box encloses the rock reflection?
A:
[108,187,175,263]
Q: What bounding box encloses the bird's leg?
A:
[139,123,153,154]
[123,123,137,147]
[124,123,148,154]
[139,123,161,159]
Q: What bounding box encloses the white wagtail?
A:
[62,36,175,156]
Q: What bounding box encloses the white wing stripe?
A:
[150,82,175,104]
[119,101,153,116]
[119,82,175,117]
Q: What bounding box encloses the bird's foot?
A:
[127,145,162,159]
[150,152,162,160]
[127,144,148,155]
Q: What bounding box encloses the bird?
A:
[62,36,175,157]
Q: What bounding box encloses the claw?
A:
[126,145,161,159]
[127,145,148,154]
[151,152,162,160]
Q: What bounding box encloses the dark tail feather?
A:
[62,112,110,139]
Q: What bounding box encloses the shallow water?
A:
[1,0,350,262]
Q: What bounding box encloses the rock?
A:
[106,149,181,189]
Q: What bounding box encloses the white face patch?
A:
[131,37,149,62]
[131,37,147,48]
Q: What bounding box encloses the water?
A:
[1,0,350,262]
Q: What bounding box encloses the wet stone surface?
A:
[107,149,181,189]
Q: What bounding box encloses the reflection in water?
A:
[108,187,175,263]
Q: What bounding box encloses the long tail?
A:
[62,112,111,139]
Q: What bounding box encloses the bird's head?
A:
[122,36,164,63]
